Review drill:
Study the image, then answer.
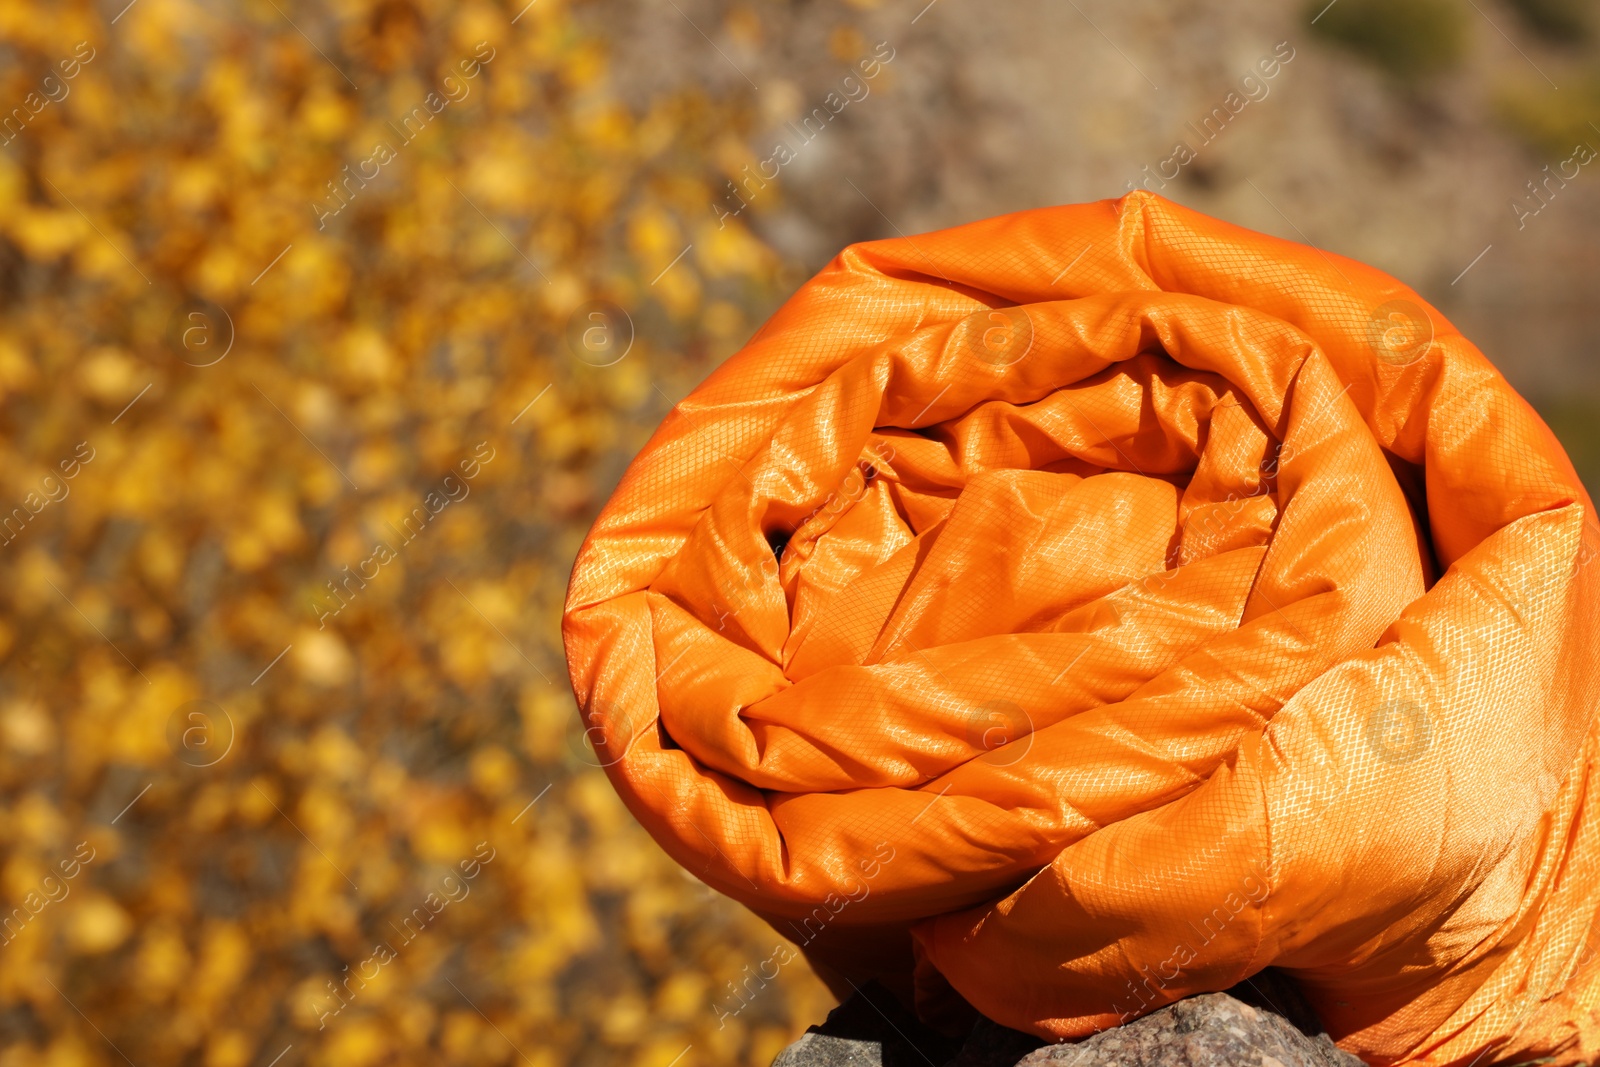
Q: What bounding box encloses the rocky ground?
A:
[770,976,1364,1067]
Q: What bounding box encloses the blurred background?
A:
[1,0,1597,1064]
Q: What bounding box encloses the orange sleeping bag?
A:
[561,191,1600,1065]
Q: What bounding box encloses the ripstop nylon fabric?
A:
[561,192,1600,1065]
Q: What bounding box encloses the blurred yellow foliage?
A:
[0,0,833,1064]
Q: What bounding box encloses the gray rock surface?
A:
[1015,994,1361,1067]
[771,1034,896,1067]
[770,979,1364,1067]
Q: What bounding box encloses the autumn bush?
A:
[0,0,834,1065]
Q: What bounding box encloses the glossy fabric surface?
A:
[561,192,1600,1065]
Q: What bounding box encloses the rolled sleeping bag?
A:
[562,191,1600,1065]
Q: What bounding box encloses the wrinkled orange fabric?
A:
[561,192,1600,1065]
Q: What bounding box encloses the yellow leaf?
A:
[66,893,132,954]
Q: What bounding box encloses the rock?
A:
[770,1035,888,1067]
[771,977,1364,1067]
[1014,993,1363,1067]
